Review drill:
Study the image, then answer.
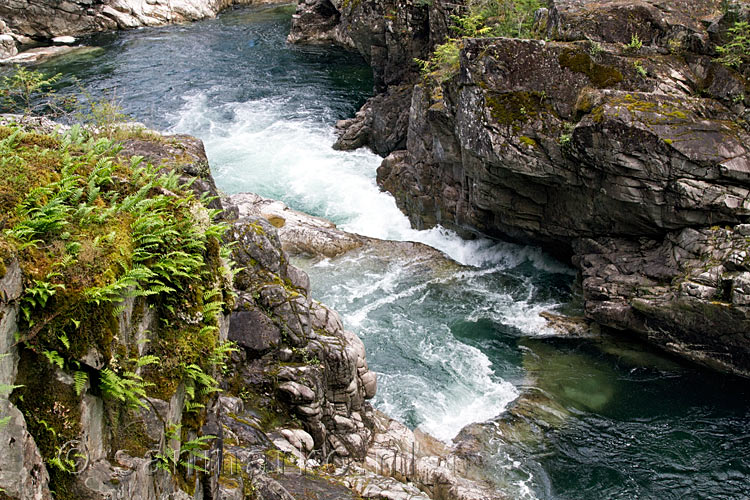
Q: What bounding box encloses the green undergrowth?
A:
[1,119,237,495]
[415,0,544,83]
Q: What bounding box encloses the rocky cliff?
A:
[289,0,750,377]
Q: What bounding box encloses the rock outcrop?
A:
[291,0,750,377]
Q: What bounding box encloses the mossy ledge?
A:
[0,117,235,499]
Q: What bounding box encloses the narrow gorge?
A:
[1,1,749,500]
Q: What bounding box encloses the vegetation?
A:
[625,33,643,52]
[0,66,65,117]
[0,68,235,494]
[715,20,750,69]
[415,0,544,82]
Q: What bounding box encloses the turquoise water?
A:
[28,5,750,499]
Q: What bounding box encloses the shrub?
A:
[715,20,750,69]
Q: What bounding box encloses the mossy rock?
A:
[485,91,548,127]
[559,49,624,88]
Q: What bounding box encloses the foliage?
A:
[415,39,462,82]
[0,119,235,493]
[0,353,22,430]
[155,424,216,473]
[633,60,648,77]
[416,0,544,82]
[715,20,750,69]
[99,366,152,409]
[468,0,545,38]
[625,33,643,52]
[0,66,64,116]
[0,67,134,138]
[73,86,130,138]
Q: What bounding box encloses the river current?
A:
[29,4,750,499]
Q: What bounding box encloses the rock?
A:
[252,474,297,500]
[278,381,316,404]
[0,259,52,499]
[333,84,413,156]
[378,38,750,256]
[229,303,282,354]
[0,33,17,59]
[288,0,433,90]
[0,44,91,65]
[280,428,315,452]
[573,226,750,377]
[546,0,720,52]
[52,35,76,44]
[0,0,271,41]
[303,0,750,377]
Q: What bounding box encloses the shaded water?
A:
[29,5,750,499]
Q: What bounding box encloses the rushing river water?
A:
[27,4,750,499]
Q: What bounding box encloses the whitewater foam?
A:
[171,84,565,445]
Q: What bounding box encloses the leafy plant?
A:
[633,60,648,77]
[468,0,544,38]
[625,33,643,52]
[0,67,63,116]
[715,20,750,69]
[99,367,152,409]
[155,425,215,473]
[417,0,544,82]
[181,363,221,413]
[588,40,603,57]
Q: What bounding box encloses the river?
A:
[30,4,750,499]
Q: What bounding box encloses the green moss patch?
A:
[559,49,624,88]
[485,91,548,127]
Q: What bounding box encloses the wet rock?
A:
[333,84,413,156]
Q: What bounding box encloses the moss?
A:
[105,401,155,460]
[0,237,13,279]
[559,49,624,88]
[519,136,538,148]
[485,91,548,128]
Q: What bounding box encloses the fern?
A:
[42,350,65,370]
[99,367,150,409]
[135,354,160,368]
[73,371,88,396]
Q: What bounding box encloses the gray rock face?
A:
[378,37,750,255]
[0,259,53,500]
[333,83,413,156]
[573,226,750,377]
[288,0,450,155]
